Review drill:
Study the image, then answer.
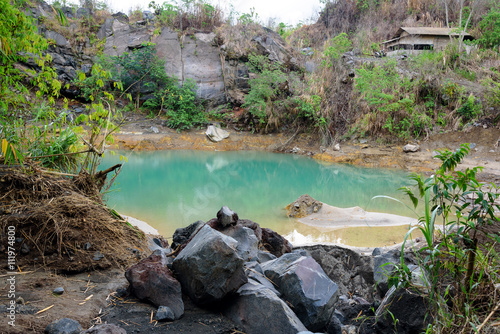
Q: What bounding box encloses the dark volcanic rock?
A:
[172,225,247,306]
[171,220,205,249]
[125,251,184,319]
[83,323,127,334]
[301,245,375,301]
[219,225,259,261]
[155,306,176,321]
[262,252,339,331]
[261,227,292,257]
[44,318,83,334]
[371,288,431,334]
[217,206,239,227]
[224,281,308,334]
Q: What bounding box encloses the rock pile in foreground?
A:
[125,206,340,333]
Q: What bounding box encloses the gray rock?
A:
[171,220,205,249]
[403,144,420,153]
[299,245,375,303]
[372,247,382,256]
[97,17,114,40]
[44,318,83,334]
[83,323,127,334]
[182,33,225,103]
[262,253,339,331]
[125,252,184,319]
[371,288,431,333]
[21,243,30,254]
[143,10,155,21]
[156,306,176,321]
[45,31,70,48]
[244,261,280,296]
[93,251,104,261]
[224,281,308,334]
[217,206,239,227]
[76,7,92,19]
[256,250,277,263]
[220,225,259,261]
[83,242,91,250]
[53,287,64,295]
[172,225,247,306]
[152,28,183,81]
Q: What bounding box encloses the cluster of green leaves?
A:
[294,95,327,129]
[477,7,500,50]
[322,33,352,67]
[243,54,289,125]
[355,60,433,139]
[0,0,61,113]
[456,94,481,122]
[75,44,205,130]
[390,144,500,332]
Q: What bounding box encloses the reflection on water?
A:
[101,150,417,247]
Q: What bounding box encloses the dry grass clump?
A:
[0,163,148,273]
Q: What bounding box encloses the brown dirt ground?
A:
[1,112,499,333]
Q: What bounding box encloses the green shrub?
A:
[477,7,500,49]
[456,95,481,122]
[243,54,288,125]
[322,33,352,67]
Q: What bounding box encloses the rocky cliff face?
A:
[24,1,301,106]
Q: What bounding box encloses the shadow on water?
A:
[101,150,419,247]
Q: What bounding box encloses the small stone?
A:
[45,318,83,334]
[156,306,176,321]
[217,206,238,227]
[21,243,30,254]
[333,143,340,151]
[483,124,487,129]
[372,248,382,256]
[53,287,65,295]
[16,297,24,304]
[469,143,476,149]
[403,144,420,153]
[83,242,91,250]
[93,251,104,261]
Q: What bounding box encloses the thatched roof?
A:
[382,27,473,44]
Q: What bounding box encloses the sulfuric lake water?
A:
[101,150,419,247]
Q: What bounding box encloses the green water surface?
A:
[101,150,416,247]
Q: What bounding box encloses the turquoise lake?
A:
[101,150,417,247]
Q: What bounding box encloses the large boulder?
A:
[370,288,431,333]
[124,250,184,319]
[224,281,308,334]
[172,225,247,305]
[220,225,260,261]
[262,253,339,331]
[286,194,323,218]
[301,245,374,301]
[261,227,292,257]
[171,220,205,249]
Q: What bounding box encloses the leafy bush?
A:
[477,7,500,49]
[322,33,352,67]
[144,79,206,130]
[390,144,500,333]
[243,54,289,126]
[456,95,481,122]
